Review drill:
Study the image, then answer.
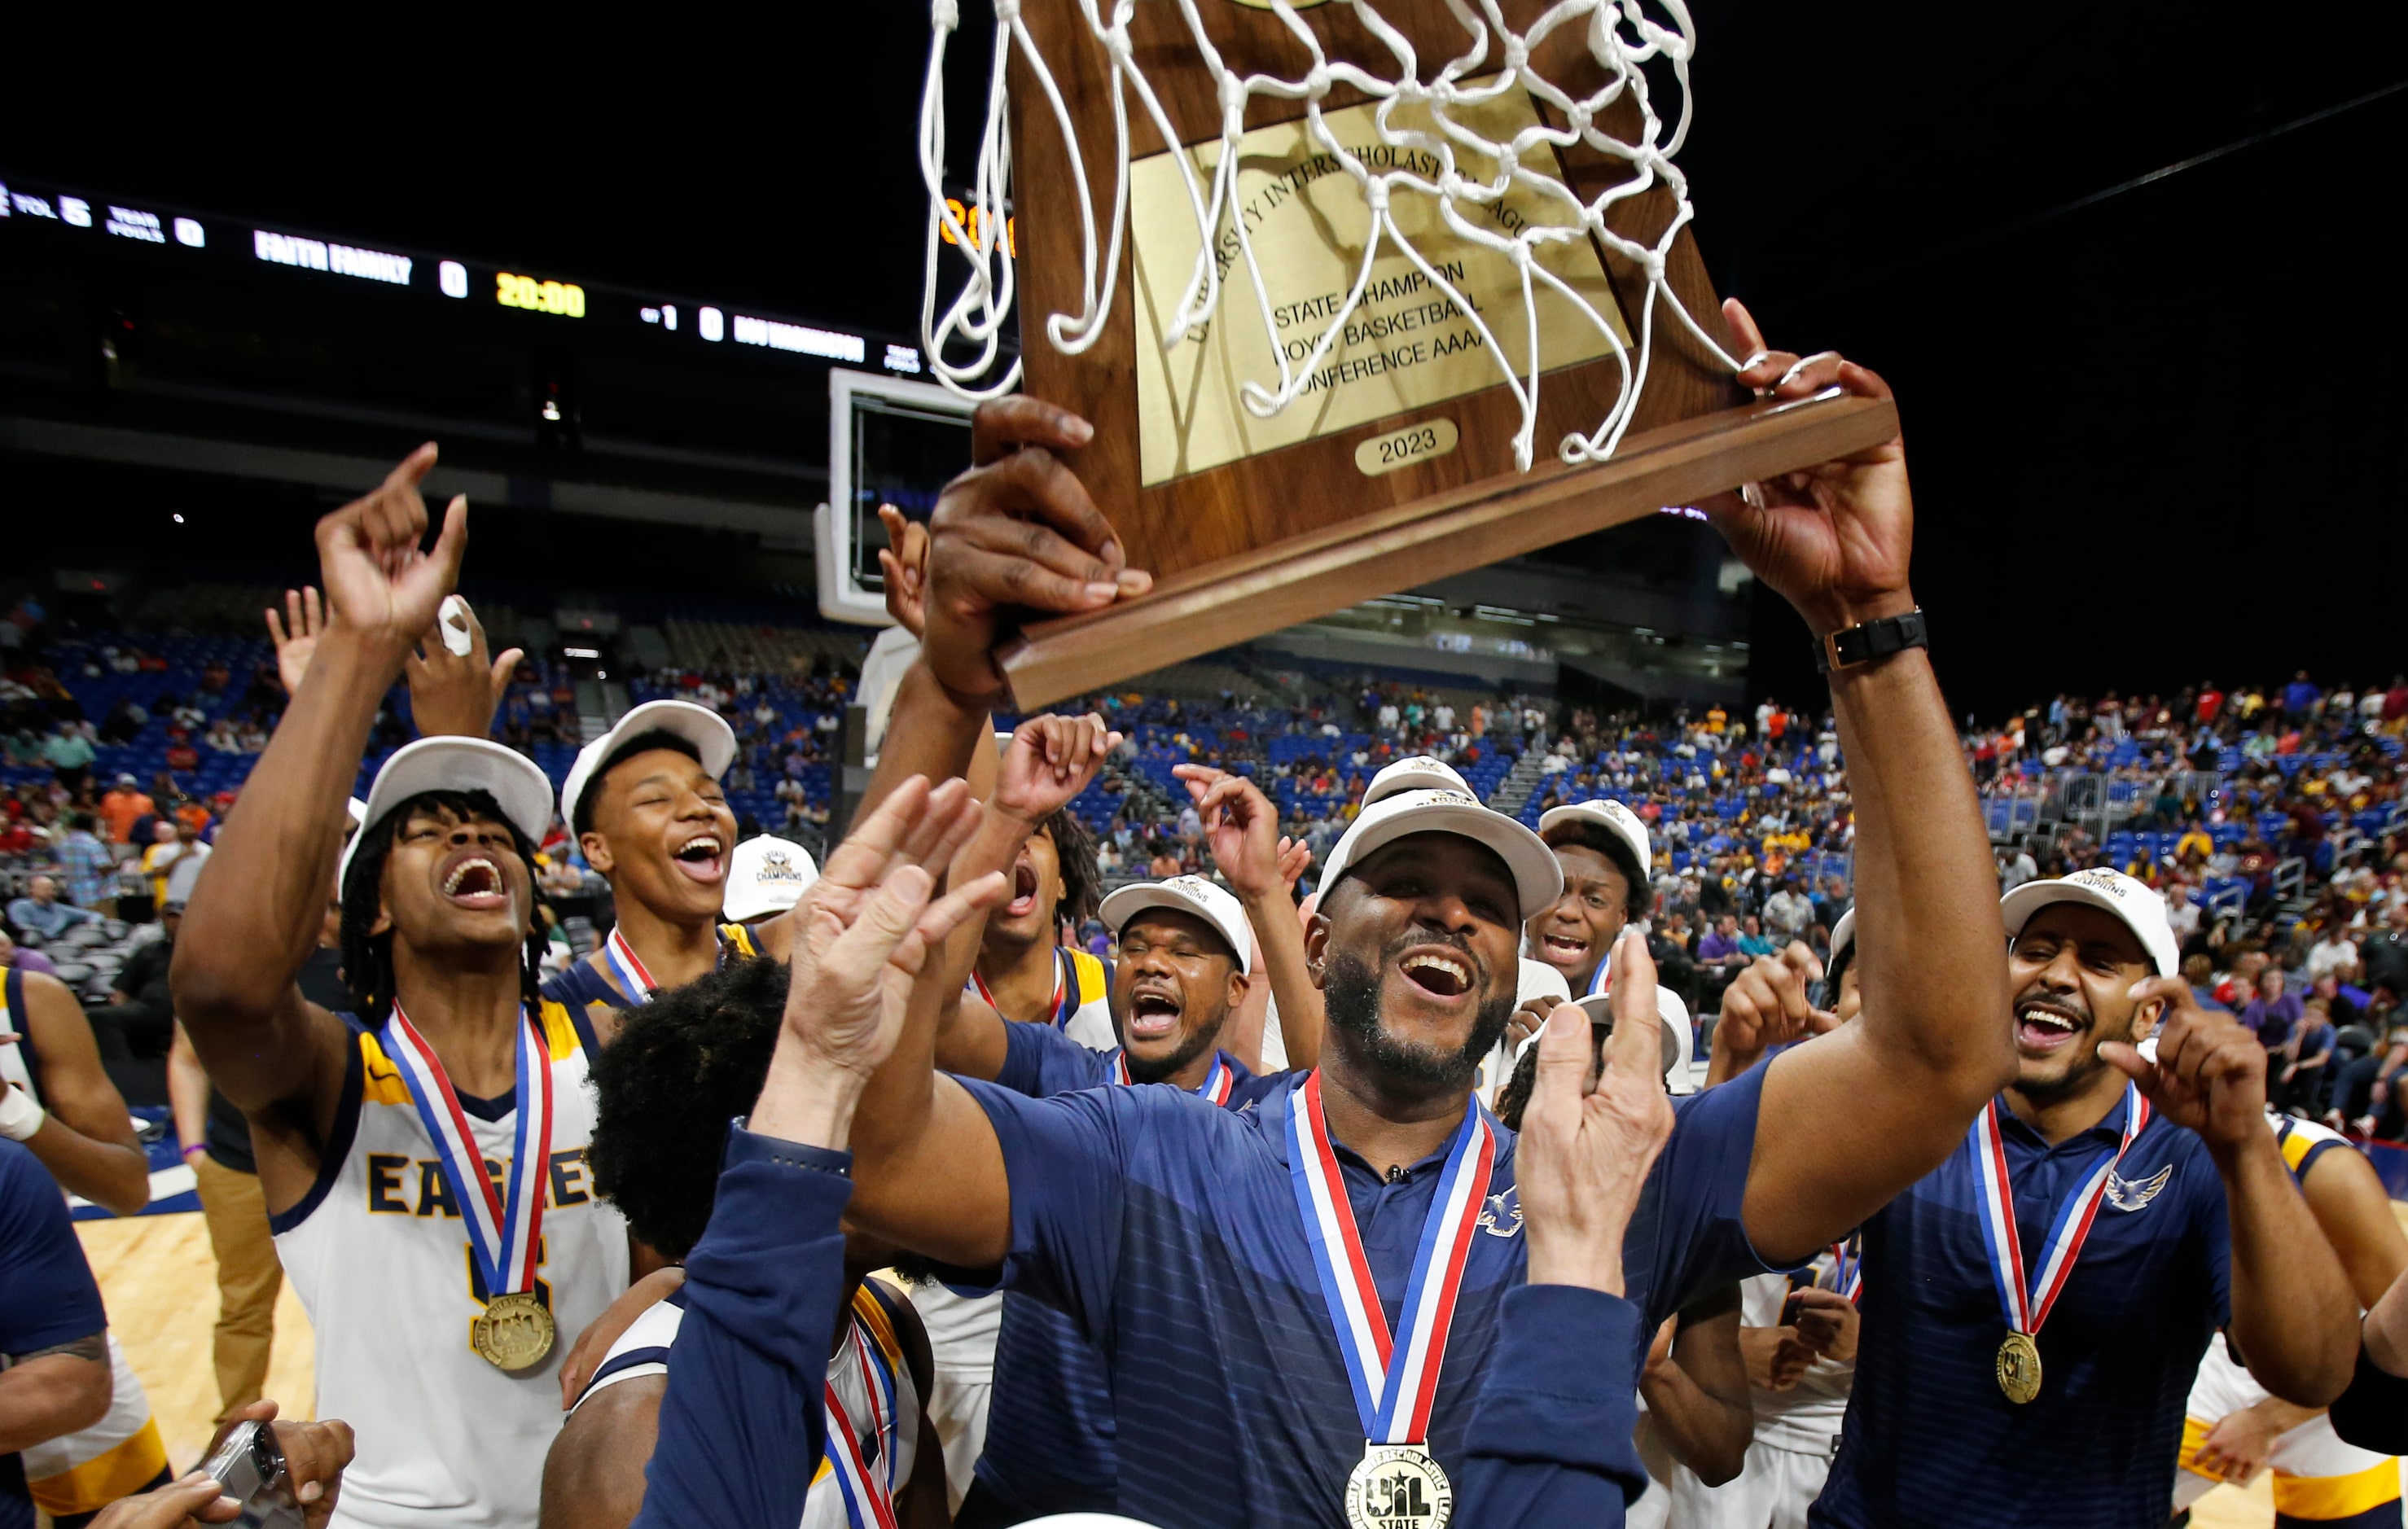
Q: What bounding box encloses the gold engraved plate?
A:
[1127,79,1630,487]
[1344,1441,1453,1529]
[473,1290,557,1373]
[1996,1331,2042,1404]
[1353,418,1460,477]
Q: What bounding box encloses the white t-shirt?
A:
[1739,1261,1853,1456]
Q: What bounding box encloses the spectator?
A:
[2277,998,2339,1116]
[6,876,95,944]
[40,727,94,795]
[138,820,184,915]
[1762,878,1812,942]
[54,813,116,912]
[2184,954,2232,1014]
[2239,967,2305,1050]
[85,905,178,1062]
[2307,927,2361,985]
[97,774,152,845]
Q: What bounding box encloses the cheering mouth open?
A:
[669,831,726,886]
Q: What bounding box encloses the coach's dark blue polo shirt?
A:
[973,1022,1279,1518]
[959,1058,1770,1528]
[1812,1090,2230,1529]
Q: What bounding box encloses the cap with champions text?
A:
[1318,787,1563,921]
[1100,875,1252,975]
[1363,756,1470,806]
[722,835,818,923]
[338,736,556,894]
[559,699,738,835]
[1536,798,1653,880]
[1828,907,1857,967]
[1999,866,2178,978]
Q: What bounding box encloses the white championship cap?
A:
[1999,866,2179,979]
[345,796,368,828]
[1828,906,1857,967]
[1535,798,1653,879]
[559,699,738,834]
[1099,875,1252,974]
[339,737,556,894]
[722,835,818,923]
[1573,988,1689,1084]
[1318,787,1563,921]
[1516,957,1572,1008]
[1363,755,1469,806]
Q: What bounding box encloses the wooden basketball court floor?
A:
[79,1203,2408,1527]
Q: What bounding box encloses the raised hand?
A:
[780,775,1006,1085]
[994,713,1120,825]
[875,505,931,638]
[1713,943,1837,1080]
[2102,979,2270,1156]
[265,588,324,697]
[1172,764,1285,901]
[404,596,524,740]
[1703,299,1913,639]
[1520,930,1678,1293]
[313,445,468,652]
[923,397,1151,703]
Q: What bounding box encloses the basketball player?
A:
[2331,1269,2408,1454]
[1516,798,1695,1093]
[173,447,636,1529]
[550,774,1001,1529]
[0,932,173,1524]
[1682,907,1861,1529]
[548,957,950,1529]
[1807,869,2360,1529]
[964,793,1111,1047]
[826,331,2051,1527]
[2173,1110,2408,1527]
[541,701,763,1044]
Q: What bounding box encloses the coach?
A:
[820,309,2033,1528]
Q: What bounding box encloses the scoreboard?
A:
[0,169,955,507]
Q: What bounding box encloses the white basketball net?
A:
[919,0,1746,472]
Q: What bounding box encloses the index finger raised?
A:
[1604,929,1660,1076]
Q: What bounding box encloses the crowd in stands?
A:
[8,583,2408,1140]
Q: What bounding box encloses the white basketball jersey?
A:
[273,1005,628,1529]
[577,1279,923,1528]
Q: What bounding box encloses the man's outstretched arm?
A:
[174,448,469,1128]
[1701,304,2017,1264]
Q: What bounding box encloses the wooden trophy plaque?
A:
[992,1,1897,708]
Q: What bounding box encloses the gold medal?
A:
[1996,1330,2042,1404]
[472,1290,557,1373]
[1344,1441,1452,1529]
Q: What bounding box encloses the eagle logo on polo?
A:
[1476,1187,1523,1238]
[2106,1163,2173,1212]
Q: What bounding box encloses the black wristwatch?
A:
[1817,608,1928,673]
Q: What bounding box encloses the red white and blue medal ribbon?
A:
[822,1308,901,1529]
[1113,1049,1234,1106]
[380,1003,553,1302]
[1584,958,1612,999]
[1971,1081,2149,1340]
[602,927,657,1005]
[969,947,1076,1028]
[1827,1231,1863,1303]
[1287,1068,1495,1444]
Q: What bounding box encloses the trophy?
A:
[920,0,1897,709]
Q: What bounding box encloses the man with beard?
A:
[542,702,763,1045]
[825,312,2041,1528]
[1806,868,2358,1529]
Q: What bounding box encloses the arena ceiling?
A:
[4,0,2400,716]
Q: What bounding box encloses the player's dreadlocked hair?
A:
[1043,806,1101,928]
[586,955,787,1260]
[339,791,546,1027]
